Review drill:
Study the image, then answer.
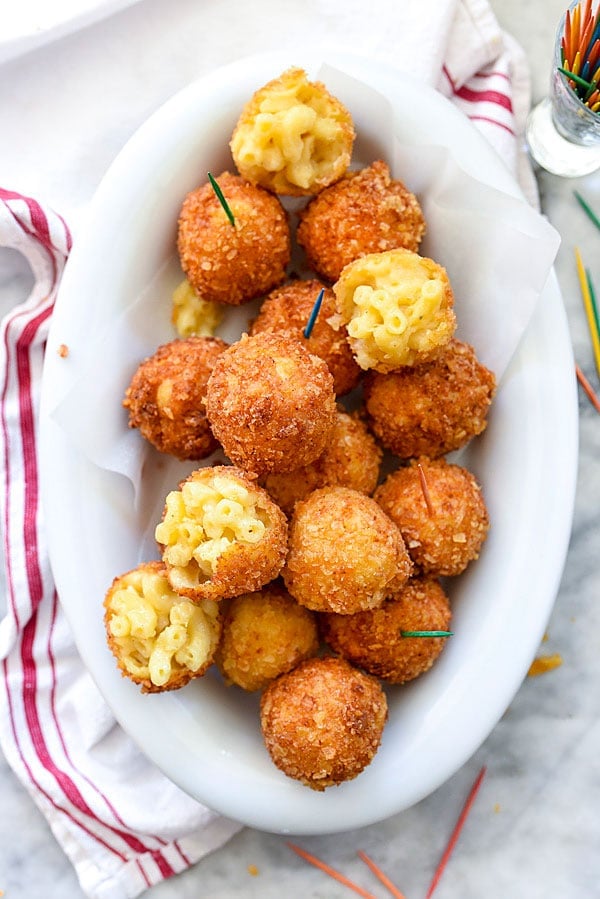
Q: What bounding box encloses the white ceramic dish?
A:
[39,51,578,835]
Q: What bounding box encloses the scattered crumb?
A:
[247,864,259,877]
[527,653,563,677]
[57,343,69,358]
[541,632,549,643]
[570,616,576,623]
[493,803,501,813]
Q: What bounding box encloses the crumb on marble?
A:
[247,864,259,876]
[57,343,69,358]
[541,632,549,643]
[527,653,563,677]
[493,803,501,813]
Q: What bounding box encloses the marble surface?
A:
[1,0,600,896]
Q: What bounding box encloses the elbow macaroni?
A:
[334,249,456,371]
[171,278,223,338]
[104,562,220,690]
[230,67,355,195]
[155,472,272,586]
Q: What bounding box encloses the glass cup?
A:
[526,1,600,177]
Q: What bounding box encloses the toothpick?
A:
[401,631,454,638]
[357,851,407,899]
[287,843,377,899]
[207,172,235,227]
[575,362,600,412]
[575,247,600,377]
[303,287,325,338]
[425,766,487,899]
[417,462,435,516]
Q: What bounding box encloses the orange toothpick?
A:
[425,766,487,899]
[566,8,573,65]
[357,851,407,899]
[417,463,435,516]
[287,843,377,899]
[576,363,600,412]
[573,2,581,55]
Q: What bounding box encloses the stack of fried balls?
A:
[107,67,496,791]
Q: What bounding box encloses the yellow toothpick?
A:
[575,246,600,378]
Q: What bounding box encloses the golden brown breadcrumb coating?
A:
[216,583,319,691]
[249,279,361,395]
[283,486,412,614]
[260,655,387,790]
[333,248,456,372]
[297,161,426,282]
[264,409,382,516]
[123,336,227,460]
[155,465,288,602]
[374,457,490,576]
[320,576,451,684]
[230,67,355,196]
[205,332,337,476]
[177,172,290,305]
[104,561,221,693]
[363,339,496,458]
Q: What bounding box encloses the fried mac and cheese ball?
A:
[297,161,426,281]
[155,466,288,601]
[283,487,412,614]
[216,583,319,692]
[320,576,451,684]
[230,67,355,196]
[264,409,382,516]
[123,336,227,461]
[333,248,456,372]
[177,172,290,305]
[104,561,221,692]
[205,332,336,476]
[249,280,361,395]
[364,339,496,458]
[374,457,490,576]
[260,656,387,790]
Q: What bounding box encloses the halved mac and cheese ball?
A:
[249,280,361,396]
[123,336,228,461]
[297,161,426,282]
[260,655,388,791]
[363,339,496,458]
[333,248,456,372]
[104,561,221,693]
[205,332,336,476]
[171,278,223,338]
[320,576,451,685]
[283,486,412,614]
[230,67,355,196]
[216,583,319,692]
[264,409,382,517]
[155,466,288,601]
[374,457,490,576]
[177,172,290,305]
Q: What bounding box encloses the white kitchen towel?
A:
[0,2,538,898]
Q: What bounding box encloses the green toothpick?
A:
[400,630,454,638]
[208,172,235,227]
[574,190,600,233]
[557,66,594,92]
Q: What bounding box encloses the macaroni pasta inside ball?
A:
[104,561,221,692]
[171,278,223,338]
[155,466,288,601]
[334,248,456,371]
[230,67,355,196]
